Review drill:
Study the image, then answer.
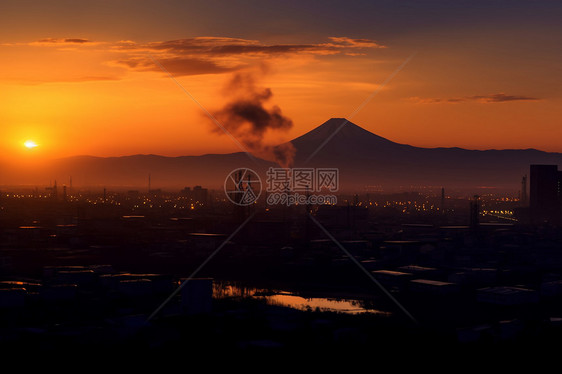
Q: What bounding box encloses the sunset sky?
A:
[1,0,561,163]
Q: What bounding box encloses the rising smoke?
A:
[209,69,296,168]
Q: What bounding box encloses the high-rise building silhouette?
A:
[529,165,562,224]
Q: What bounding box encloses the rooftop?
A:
[411,279,455,287]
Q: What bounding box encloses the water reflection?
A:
[214,282,390,315]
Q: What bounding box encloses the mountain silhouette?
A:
[4,118,561,192]
[284,118,562,191]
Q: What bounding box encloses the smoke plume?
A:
[209,69,295,168]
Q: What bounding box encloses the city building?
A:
[180,185,208,205]
[529,164,562,224]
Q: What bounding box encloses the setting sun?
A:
[24,140,38,149]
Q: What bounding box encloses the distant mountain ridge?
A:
[287,118,562,191]
[3,118,561,191]
[46,152,275,190]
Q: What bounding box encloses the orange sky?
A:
[1,1,561,164]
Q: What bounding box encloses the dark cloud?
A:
[36,38,92,44]
[411,93,540,104]
[144,37,257,53]
[64,38,91,44]
[327,37,386,48]
[208,70,295,167]
[17,35,384,80]
[214,98,292,139]
[467,93,540,103]
[141,36,385,55]
[266,143,296,169]
[118,57,239,76]
[115,36,384,77]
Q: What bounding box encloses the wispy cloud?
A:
[467,93,540,103]
[0,36,386,83]
[113,36,386,76]
[1,38,100,47]
[117,56,239,76]
[35,38,93,44]
[327,37,386,49]
[410,93,540,104]
[116,36,385,55]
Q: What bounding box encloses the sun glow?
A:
[24,140,38,149]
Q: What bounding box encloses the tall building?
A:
[529,164,562,224]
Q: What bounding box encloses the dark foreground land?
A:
[1,192,562,361]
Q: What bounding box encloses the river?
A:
[213,281,391,315]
